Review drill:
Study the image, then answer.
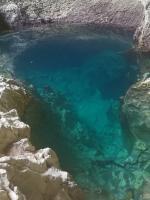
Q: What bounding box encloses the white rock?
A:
[0,77,84,200]
[0,76,30,116]
[1,3,20,24]
[0,110,30,153]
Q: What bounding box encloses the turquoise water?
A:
[0,29,139,199]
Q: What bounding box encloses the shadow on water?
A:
[22,88,113,199]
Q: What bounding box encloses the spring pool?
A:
[0,27,139,199]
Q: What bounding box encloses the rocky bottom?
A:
[0,28,147,200]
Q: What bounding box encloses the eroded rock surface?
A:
[0,76,84,200]
[122,76,150,142]
[0,0,143,31]
[3,0,150,51]
[0,76,30,116]
[134,0,150,51]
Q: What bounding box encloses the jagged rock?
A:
[0,109,30,153]
[122,77,150,142]
[0,0,143,31]
[0,76,84,199]
[0,76,30,116]
[0,138,83,200]
[0,168,26,200]
[4,0,150,51]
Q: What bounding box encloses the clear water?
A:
[0,28,139,199]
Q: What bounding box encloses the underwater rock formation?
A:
[0,76,84,200]
[122,76,150,142]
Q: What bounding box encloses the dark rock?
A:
[0,13,10,32]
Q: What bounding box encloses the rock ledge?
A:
[0,76,84,200]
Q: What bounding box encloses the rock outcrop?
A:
[122,76,150,143]
[134,0,150,52]
[0,76,84,200]
[3,0,150,50]
[0,76,30,116]
[0,0,143,31]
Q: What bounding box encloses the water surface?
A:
[0,27,139,199]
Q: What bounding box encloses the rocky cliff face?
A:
[134,0,150,52]
[0,76,84,200]
[0,0,147,50]
[0,0,143,30]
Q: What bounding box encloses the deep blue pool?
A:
[0,28,139,199]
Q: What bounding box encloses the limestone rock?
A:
[0,76,30,116]
[0,109,30,153]
[134,0,150,52]
[2,0,150,51]
[0,0,143,31]
[122,77,150,142]
[0,138,83,200]
[0,77,84,199]
[0,168,26,200]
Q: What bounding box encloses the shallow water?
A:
[0,28,139,199]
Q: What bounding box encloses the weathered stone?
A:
[0,76,84,200]
[134,0,150,52]
[0,76,30,116]
[0,138,83,200]
[3,0,150,51]
[0,109,30,153]
[0,0,143,31]
[122,77,150,142]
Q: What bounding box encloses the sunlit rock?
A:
[0,0,143,30]
[0,76,84,200]
[0,76,30,116]
[0,109,30,153]
[0,138,83,200]
[0,3,20,24]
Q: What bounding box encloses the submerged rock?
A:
[0,77,84,200]
[122,76,150,142]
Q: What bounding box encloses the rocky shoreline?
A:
[1,0,150,199]
[0,76,84,200]
[0,0,148,51]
